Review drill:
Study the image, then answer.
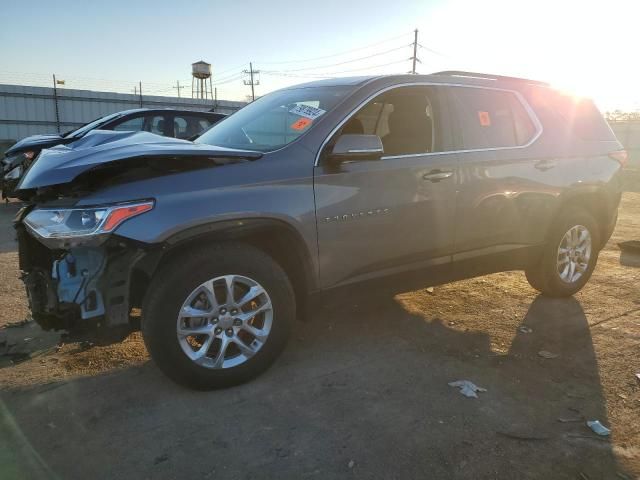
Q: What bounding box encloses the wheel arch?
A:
[551,187,618,248]
[129,218,318,316]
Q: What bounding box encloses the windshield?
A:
[195,86,351,152]
[63,112,124,138]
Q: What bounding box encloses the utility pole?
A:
[411,29,419,74]
[139,81,143,107]
[52,74,61,133]
[243,62,260,102]
[173,80,185,98]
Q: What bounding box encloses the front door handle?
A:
[423,169,454,182]
[535,160,557,171]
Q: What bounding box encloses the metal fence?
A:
[609,122,640,169]
[0,83,246,142]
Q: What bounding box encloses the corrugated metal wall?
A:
[0,83,246,142]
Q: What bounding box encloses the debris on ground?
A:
[557,416,584,423]
[586,420,611,436]
[348,460,355,469]
[426,287,435,294]
[518,325,533,334]
[448,380,487,398]
[6,319,32,328]
[635,373,640,384]
[538,350,559,359]
[496,431,550,441]
[618,240,640,253]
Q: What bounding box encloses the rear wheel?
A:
[525,208,600,297]
[142,243,294,389]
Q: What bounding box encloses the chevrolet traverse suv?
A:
[14,71,625,389]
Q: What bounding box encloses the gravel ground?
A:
[0,191,638,480]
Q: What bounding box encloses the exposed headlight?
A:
[3,151,36,170]
[4,165,22,180]
[24,200,154,241]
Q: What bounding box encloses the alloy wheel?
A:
[556,225,592,284]
[176,275,273,369]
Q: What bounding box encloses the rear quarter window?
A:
[450,87,537,150]
[527,88,615,141]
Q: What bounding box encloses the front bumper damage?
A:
[16,216,152,331]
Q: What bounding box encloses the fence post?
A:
[52,74,61,133]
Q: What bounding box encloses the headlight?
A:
[4,165,22,180]
[24,200,154,241]
[3,151,36,170]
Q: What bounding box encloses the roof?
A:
[114,108,223,115]
[287,71,549,90]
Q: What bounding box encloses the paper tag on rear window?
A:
[478,111,491,126]
[290,117,313,131]
[289,104,326,120]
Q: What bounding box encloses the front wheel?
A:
[525,208,600,297]
[142,244,294,389]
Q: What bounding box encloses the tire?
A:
[142,243,295,390]
[525,207,600,297]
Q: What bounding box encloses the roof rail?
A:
[432,70,549,87]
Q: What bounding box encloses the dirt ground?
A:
[1,188,639,479]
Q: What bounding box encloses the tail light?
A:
[609,150,628,167]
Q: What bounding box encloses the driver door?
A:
[314,85,459,288]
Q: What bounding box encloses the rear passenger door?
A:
[448,85,550,259]
[314,85,459,288]
[110,113,170,136]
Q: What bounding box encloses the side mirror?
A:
[329,134,384,162]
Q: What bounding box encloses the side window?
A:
[112,116,144,132]
[173,117,189,139]
[450,87,536,149]
[144,115,166,136]
[337,86,447,157]
[173,115,213,139]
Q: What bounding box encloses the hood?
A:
[4,134,65,157]
[17,130,263,191]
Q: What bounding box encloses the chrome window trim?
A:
[314,81,543,166]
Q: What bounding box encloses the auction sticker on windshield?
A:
[290,117,313,130]
[289,104,326,120]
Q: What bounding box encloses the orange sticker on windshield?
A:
[291,117,313,131]
[478,111,491,126]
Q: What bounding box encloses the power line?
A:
[212,73,245,86]
[258,31,413,65]
[417,43,448,57]
[264,58,409,78]
[261,44,410,73]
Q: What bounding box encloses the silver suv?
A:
[14,71,626,389]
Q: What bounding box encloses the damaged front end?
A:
[12,130,262,332]
[15,203,152,331]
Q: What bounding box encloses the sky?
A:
[1,0,639,110]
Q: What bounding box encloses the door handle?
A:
[535,160,557,171]
[423,169,453,182]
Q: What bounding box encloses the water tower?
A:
[192,60,213,99]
